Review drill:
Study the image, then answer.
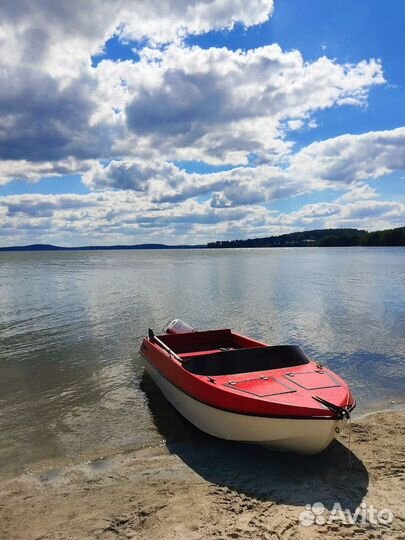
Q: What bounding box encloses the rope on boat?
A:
[345,392,353,469]
[347,414,352,469]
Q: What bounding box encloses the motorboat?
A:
[140,320,355,454]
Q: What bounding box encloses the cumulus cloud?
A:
[0,0,387,188]
[83,158,297,205]
[0,158,94,185]
[0,1,276,168]
[290,127,405,185]
[1,1,273,75]
[0,1,386,169]
[340,200,404,221]
[83,127,405,204]
[122,45,384,163]
[83,159,188,192]
[0,0,403,245]
[1,190,403,247]
[338,184,378,202]
[4,194,98,217]
[119,0,274,45]
[0,191,254,245]
[277,200,405,231]
[0,67,109,162]
[210,188,265,208]
[1,125,403,246]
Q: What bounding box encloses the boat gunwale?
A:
[140,350,356,420]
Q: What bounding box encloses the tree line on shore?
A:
[207,226,405,248]
[1,226,403,251]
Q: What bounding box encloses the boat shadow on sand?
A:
[141,372,369,512]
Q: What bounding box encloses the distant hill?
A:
[0,243,204,252]
[1,227,404,251]
[207,226,405,248]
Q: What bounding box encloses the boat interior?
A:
[158,329,310,376]
[182,346,310,375]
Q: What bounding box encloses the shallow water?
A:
[0,247,404,475]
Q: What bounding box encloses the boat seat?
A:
[179,349,226,359]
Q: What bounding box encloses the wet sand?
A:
[0,406,404,540]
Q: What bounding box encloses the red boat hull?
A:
[140,328,355,419]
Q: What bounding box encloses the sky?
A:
[0,0,404,247]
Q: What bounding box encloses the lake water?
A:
[0,247,404,475]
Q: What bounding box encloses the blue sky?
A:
[0,0,403,246]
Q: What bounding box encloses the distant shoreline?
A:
[0,244,404,252]
[1,226,403,251]
[0,243,206,252]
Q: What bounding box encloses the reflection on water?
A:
[0,247,404,475]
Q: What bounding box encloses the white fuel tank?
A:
[165,319,195,334]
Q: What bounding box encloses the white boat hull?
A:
[143,358,346,454]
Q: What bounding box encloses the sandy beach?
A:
[0,404,404,540]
